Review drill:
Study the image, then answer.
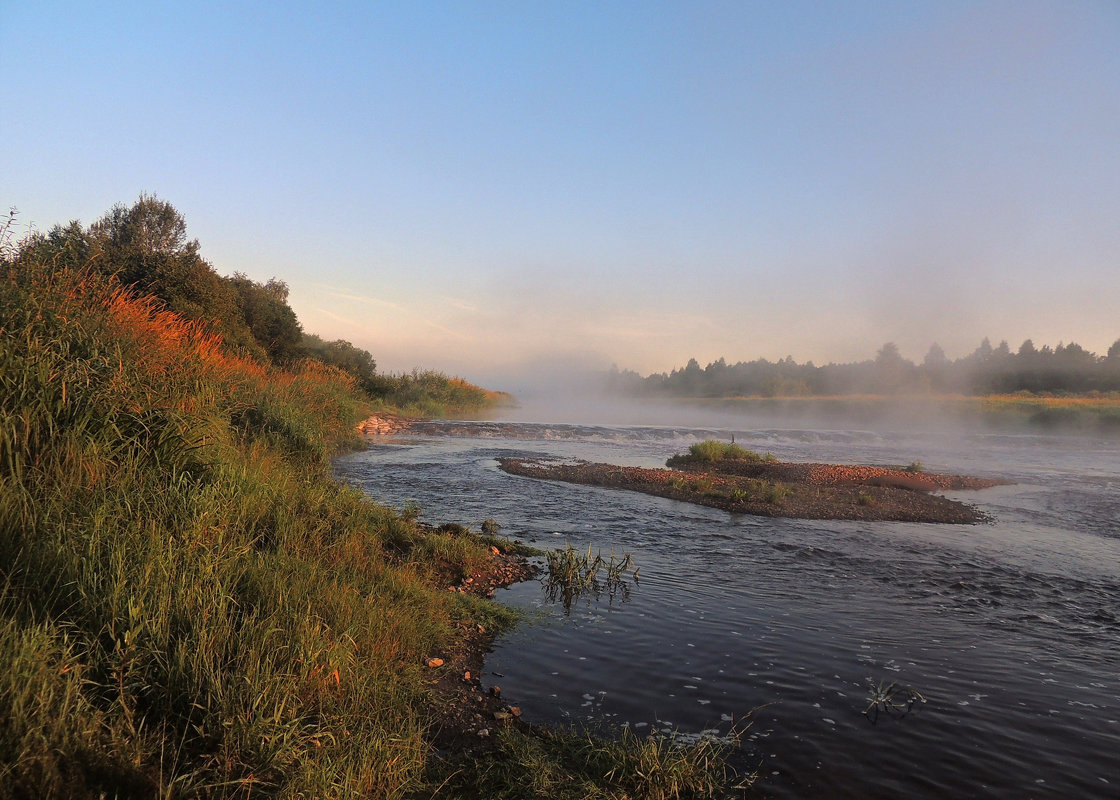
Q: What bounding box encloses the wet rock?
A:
[427,657,444,668]
[356,414,413,436]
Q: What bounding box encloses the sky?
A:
[3,1,1118,389]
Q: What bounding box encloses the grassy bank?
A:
[685,393,1120,432]
[366,369,514,419]
[0,261,742,797]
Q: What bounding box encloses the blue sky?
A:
[3,1,1118,385]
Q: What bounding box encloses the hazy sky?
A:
[4,1,1118,386]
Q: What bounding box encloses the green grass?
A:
[545,544,637,612]
[685,440,763,463]
[366,369,514,418]
[430,725,752,799]
[0,257,746,798]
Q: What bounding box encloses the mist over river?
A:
[334,416,1120,799]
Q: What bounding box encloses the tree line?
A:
[7,196,490,408]
[608,338,1120,399]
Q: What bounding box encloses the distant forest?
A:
[609,339,1120,398]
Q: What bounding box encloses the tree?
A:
[303,334,378,390]
[14,221,92,272]
[88,195,264,358]
[873,342,911,393]
[923,343,948,368]
[230,273,303,364]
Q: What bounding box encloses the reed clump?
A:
[669,440,778,467]
[685,440,762,463]
[545,544,637,612]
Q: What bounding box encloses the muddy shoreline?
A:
[498,457,1004,524]
[420,527,540,755]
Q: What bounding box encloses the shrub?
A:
[761,483,792,504]
[685,440,763,463]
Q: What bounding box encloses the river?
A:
[334,415,1120,799]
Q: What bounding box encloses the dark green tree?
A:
[89,195,265,359]
[229,273,304,364]
[303,333,377,386]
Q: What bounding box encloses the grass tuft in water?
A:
[545,544,637,613]
[863,679,927,723]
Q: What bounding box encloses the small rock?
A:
[462,671,472,682]
[477,728,490,738]
[489,685,501,698]
[509,706,521,717]
[427,658,444,668]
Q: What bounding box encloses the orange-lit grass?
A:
[0,261,511,797]
[2,255,740,798]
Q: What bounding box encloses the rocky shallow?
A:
[498,457,1005,524]
[355,413,414,436]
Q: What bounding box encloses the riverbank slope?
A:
[0,259,744,798]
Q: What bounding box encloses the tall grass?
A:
[1,257,744,797]
[679,440,776,464]
[544,545,637,613]
[0,261,503,797]
[431,725,751,800]
[367,369,513,418]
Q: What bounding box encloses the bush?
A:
[686,440,763,463]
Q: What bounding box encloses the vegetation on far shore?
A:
[608,340,1120,432]
[0,202,743,798]
[675,393,1120,432]
[610,339,1120,399]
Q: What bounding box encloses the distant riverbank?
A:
[668,393,1120,432]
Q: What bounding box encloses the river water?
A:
[334,416,1120,799]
